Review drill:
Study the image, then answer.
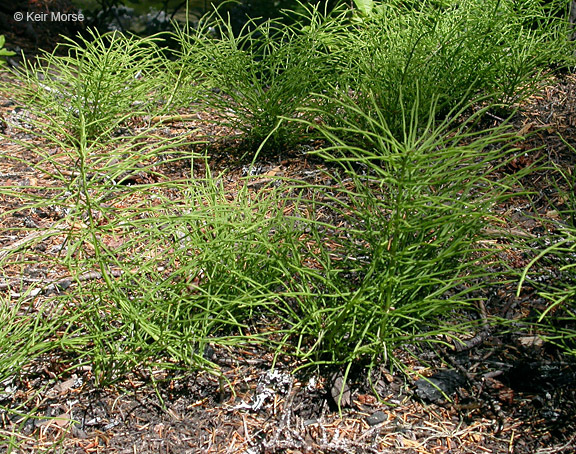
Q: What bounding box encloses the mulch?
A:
[1,52,576,453]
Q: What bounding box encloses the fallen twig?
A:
[6,268,124,299]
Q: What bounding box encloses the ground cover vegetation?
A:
[1,0,576,451]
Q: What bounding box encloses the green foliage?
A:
[525,234,576,357]
[0,35,16,66]
[1,0,575,422]
[518,138,576,357]
[352,0,375,16]
[60,176,310,383]
[173,4,341,152]
[328,0,574,139]
[15,29,169,145]
[286,93,516,369]
[170,0,573,153]
[0,295,72,383]
[1,92,515,387]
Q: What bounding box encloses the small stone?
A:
[414,369,466,404]
[366,410,388,426]
[518,336,544,347]
[329,371,352,407]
